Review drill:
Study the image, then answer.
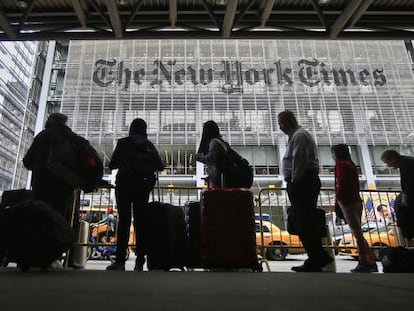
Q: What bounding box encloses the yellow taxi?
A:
[337,223,399,260]
[256,220,305,260]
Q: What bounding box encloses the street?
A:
[84,254,384,273]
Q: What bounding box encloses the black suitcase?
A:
[183,201,202,268]
[0,199,76,271]
[145,202,188,271]
[380,246,414,273]
[0,189,33,211]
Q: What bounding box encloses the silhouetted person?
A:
[332,144,377,272]
[23,113,87,220]
[106,118,164,272]
[23,113,88,269]
[278,110,334,272]
[196,120,229,188]
[381,149,414,241]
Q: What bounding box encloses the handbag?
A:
[287,207,299,235]
[287,207,327,237]
[334,200,346,222]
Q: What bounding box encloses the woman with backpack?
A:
[106,118,164,272]
[196,120,224,188]
[196,120,229,188]
[196,120,252,188]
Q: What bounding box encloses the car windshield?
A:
[361,222,384,232]
[255,213,271,222]
[255,223,270,233]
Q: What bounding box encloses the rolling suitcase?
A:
[0,189,33,211]
[201,188,261,271]
[0,199,76,271]
[145,201,188,271]
[183,201,202,268]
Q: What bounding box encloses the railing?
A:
[75,185,411,270]
[256,187,410,270]
[75,185,205,260]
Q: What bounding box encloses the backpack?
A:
[123,142,157,178]
[47,141,103,193]
[47,140,84,188]
[214,139,254,188]
[74,143,104,193]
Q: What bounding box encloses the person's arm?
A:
[23,138,37,170]
[149,142,165,171]
[108,140,123,170]
[290,133,311,183]
[196,139,223,166]
[400,158,414,206]
[335,162,348,204]
[23,132,46,170]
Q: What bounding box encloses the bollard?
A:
[71,220,89,268]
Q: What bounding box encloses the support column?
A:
[359,142,376,189]
[34,40,56,135]
[26,41,56,189]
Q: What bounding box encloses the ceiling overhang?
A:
[0,0,413,41]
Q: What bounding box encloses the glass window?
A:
[158,145,196,176]
[233,145,279,175]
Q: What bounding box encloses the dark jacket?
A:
[399,155,414,206]
[109,134,164,186]
[23,125,88,193]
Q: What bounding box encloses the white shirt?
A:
[282,126,319,183]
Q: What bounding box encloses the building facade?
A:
[1,39,412,199]
[0,41,43,194]
[54,39,414,191]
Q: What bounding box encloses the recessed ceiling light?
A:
[318,0,332,5]
[16,1,28,9]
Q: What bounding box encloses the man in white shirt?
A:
[278,110,334,272]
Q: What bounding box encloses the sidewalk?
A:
[1,267,413,311]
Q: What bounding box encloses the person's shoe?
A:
[49,260,63,269]
[291,259,322,272]
[291,256,335,273]
[68,262,84,270]
[106,262,125,271]
[321,260,336,272]
[291,263,322,272]
[351,263,378,273]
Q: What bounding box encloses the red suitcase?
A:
[201,189,261,271]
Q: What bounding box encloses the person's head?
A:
[129,118,147,136]
[45,113,68,128]
[331,144,352,162]
[107,207,113,214]
[202,120,221,139]
[277,110,298,135]
[380,149,401,169]
[198,120,221,154]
